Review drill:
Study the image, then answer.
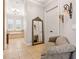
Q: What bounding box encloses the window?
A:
[15,19,23,31]
[8,17,24,32]
[7,0,24,32]
[8,19,14,31]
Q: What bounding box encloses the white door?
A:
[45,7,59,39]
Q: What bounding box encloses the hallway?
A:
[3,38,45,59]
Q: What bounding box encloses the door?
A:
[45,6,59,40]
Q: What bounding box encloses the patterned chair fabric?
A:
[41,36,76,59]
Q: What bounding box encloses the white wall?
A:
[4,0,8,50]
[44,0,76,46]
[72,0,76,46]
[24,0,76,46]
[59,0,76,46]
[25,0,44,45]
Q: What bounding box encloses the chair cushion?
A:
[46,42,56,46]
[56,36,68,45]
[41,42,55,56]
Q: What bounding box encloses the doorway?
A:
[4,0,25,49]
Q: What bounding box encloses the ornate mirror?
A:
[32,17,44,45]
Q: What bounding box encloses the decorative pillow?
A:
[56,36,69,45]
[49,36,58,42]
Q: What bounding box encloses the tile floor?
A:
[3,38,45,59]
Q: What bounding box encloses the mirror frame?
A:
[32,17,44,45]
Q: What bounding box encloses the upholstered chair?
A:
[41,36,76,59]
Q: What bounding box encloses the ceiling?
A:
[35,0,48,4]
[8,0,24,16]
[8,0,50,16]
[8,0,50,9]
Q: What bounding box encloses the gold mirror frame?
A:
[32,17,44,45]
